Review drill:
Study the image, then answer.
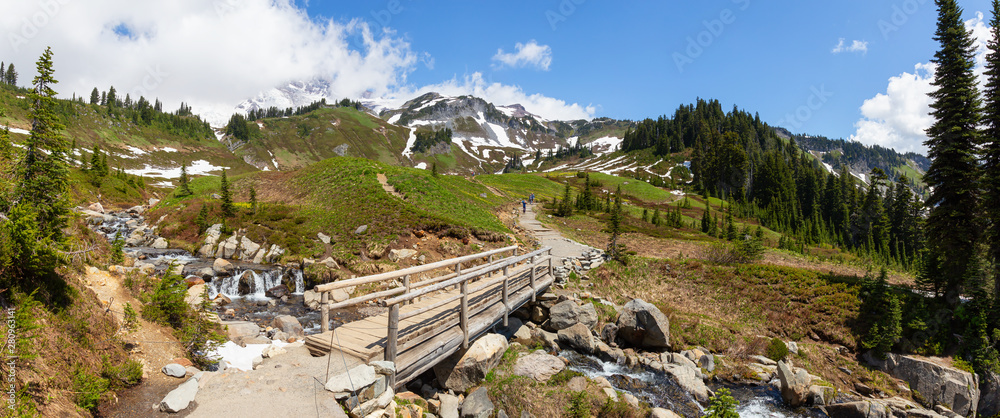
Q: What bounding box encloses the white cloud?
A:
[850,13,989,154]
[831,38,868,54]
[491,40,553,71]
[0,1,589,126]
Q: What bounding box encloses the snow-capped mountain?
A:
[234,79,334,116]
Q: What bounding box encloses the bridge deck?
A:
[305,262,552,386]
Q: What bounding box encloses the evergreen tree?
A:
[249,185,257,213]
[16,47,68,237]
[607,186,627,264]
[860,269,902,357]
[651,208,661,226]
[89,87,99,104]
[642,208,649,223]
[177,163,192,196]
[555,181,573,217]
[924,0,984,304]
[0,61,4,83]
[220,170,234,217]
[5,63,15,86]
[983,0,1000,307]
[195,205,209,234]
[701,208,711,234]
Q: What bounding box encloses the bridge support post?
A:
[386,303,399,388]
[460,280,469,349]
[321,292,329,333]
[403,275,411,306]
[488,255,493,276]
[547,249,553,279]
[502,265,509,327]
[530,257,537,302]
[454,263,461,291]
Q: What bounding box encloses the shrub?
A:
[141,266,187,327]
[704,387,739,418]
[122,303,138,332]
[72,367,109,412]
[101,357,143,390]
[703,236,764,265]
[765,338,789,362]
[565,391,589,418]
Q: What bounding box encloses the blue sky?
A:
[297,0,993,153]
[1,0,995,154]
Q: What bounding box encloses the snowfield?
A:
[124,160,228,179]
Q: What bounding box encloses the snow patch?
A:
[387,114,402,125]
[124,160,228,179]
[402,128,419,158]
[415,162,427,169]
[1,125,30,135]
[160,147,178,153]
[210,340,289,371]
[588,136,623,154]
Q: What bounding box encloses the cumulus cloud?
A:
[831,38,868,54]
[0,1,589,125]
[850,13,989,154]
[491,40,553,71]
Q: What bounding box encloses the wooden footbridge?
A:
[304,245,554,388]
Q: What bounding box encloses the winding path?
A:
[517,202,597,263]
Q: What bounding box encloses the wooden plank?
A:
[460,281,469,349]
[326,287,405,310]
[386,304,399,388]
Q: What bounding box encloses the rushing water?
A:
[561,351,824,417]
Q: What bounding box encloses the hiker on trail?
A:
[529,193,534,204]
[522,199,527,213]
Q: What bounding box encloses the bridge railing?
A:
[313,244,521,334]
[381,246,553,387]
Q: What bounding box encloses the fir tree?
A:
[924,0,984,304]
[220,170,234,217]
[177,163,192,197]
[607,185,627,264]
[89,87,99,104]
[983,0,1000,306]
[651,208,661,226]
[195,205,209,234]
[555,181,573,217]
[249,185,257,213]
[16,47,68,237]
[5,63,15,86]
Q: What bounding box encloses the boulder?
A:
[370,361,395,376]
[615,299,670,349]
[159,378,198,412]
[225,321,260,342]
[317,232,331,244]
[355,225,368,235]
[222,236,239,259]
[549,300,598,331]
[776,360,811,407]
[823,400,889,418]
[151,237,169,249]
[493,317,523,339]
[438,393,460,418]
[389,249,418,262]
[149,198,160,206]
[265,284,290,299]
[213,258,234,275]
[240,236,260,261]
[698,354,715,372]
[271,315,304,338]
[876,354,980,416]
[88,202,105,213]
[252,248,266,264]
[530,328,560,351]
[433,333,508,392]
[325,364,378,396]
[650,408,682,418]
[461,387,494,418]
[557,322,595,354]
[513,351,565,383]
[162,363,187,378]
[663,364,710,404]
[600,323,618,344]
[512,324,533,345]
[184,284,207,308]
[261,344,286,358]
[303,290,321,309]
[980,371,999,418]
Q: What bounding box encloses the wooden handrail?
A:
[381,247,551,307]
[314,245,518,292]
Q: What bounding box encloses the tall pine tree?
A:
[16,47,68,238]
[983,0,1000,306]
[220,170,234,217]
[924,0,983,304]
[177,163,192,197]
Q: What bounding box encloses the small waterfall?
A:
[207,267,304,299]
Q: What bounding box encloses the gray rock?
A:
[530,328,560,351]
[389,249,418,262]
[438,393,460,418]
[317,232,331,244]
[222,236,239,259]
[513,351,565,383]
[823,400,889,418]
[159,378,198,412]
[303,289,321,309]
[493,317,523,339]
[213,258,234,275]
[557,322,595,354]
[650,408,682,418]
[320,256,339,269]
[980,371,1000,418]
[149,198,160,206]
[874,354,980,416]
[749,355,777,366]
[355,225,368,234]
[549,300,598,331]
[615,299,670,349]
[786,341,799,355]
[240,236,260,261]
[162,363,187,378]
[461,387,494,418]
[663,364,709,403]
[271,315,304,338]
[151,237,169,249]
[225,321,259,342]
[600,323,618,344]
[698,354,715,372]
[433,333,508,392]
[325,364,378,395]
[370,361,396,376]
[777,360,811,407]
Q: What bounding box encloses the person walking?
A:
[529,193,534,204]
[522,199,527,213]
